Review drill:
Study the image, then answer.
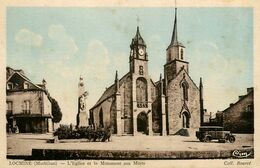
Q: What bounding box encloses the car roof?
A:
[199,126,223,128]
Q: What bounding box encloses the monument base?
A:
[77,112,88,127]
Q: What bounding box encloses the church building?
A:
[89,8,204,136]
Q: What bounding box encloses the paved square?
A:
[7,133,253,157]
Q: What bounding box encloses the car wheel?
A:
[199,138,204,142]
[229,136,235,143]
[204,136,211,142]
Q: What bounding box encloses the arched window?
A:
[99,108,104,127]
[180,49,184,60]
[139,66,144,75]
[136,77,148,108]
[182,82,188,101]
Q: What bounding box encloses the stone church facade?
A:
[89,9,203,136]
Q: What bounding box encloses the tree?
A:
[50,97,62,123]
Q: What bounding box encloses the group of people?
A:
[7,124,19,134]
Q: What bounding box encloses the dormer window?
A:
[7,83,13,90]
[24,82,29,89]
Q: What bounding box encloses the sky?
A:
[7,7,253,124]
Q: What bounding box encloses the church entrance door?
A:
[182,111,190,128]
[137,112,148,135]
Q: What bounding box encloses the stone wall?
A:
[164,62,176,82]
[223,91,254,133]
[43,92,51,115]
[91,75,133,134]
[152,98,162,133]
[120,76,133,134]
[92,97,113,129]
[7,91,44,114]
[152,82,162,134]
[109,99,117,133]
[167,70,200,134]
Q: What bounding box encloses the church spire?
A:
[171,7,178,45]
[168,1,184,49]
[131,26,146,47]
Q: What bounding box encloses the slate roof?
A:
[131,26,146,47]
[90,72,131,110]
[6,67,45,91]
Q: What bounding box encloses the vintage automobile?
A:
[196,126,236,143]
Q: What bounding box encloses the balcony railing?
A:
[23,110,31,114]
[137,102,148,108]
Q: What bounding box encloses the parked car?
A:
[196,126,235,143]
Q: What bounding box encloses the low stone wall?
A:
[30,148,254,160]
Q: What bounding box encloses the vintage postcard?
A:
[0,0,259,167]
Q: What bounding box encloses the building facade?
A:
[89,9,203,136]
[6,67,53,133]
[222,88,254,133]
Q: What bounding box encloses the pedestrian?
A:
[14,125,19,133]
[8,125,12,134]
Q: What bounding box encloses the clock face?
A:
[138,48,144,56]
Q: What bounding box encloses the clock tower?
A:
[129,26,148,75]
[129,26,153,136]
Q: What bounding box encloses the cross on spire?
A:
[172,4,178,44]
[136,15,140,27]
[168,0,180,46]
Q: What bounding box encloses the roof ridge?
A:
[7,71,44,90]
[90,72,131,110]
[223,89,253,112]
[171,68,199,90]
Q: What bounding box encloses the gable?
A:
[223,90,254,113]
[90,72,131,110]
[7,72,43,91]
[170,68,199,91]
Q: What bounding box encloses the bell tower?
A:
[164,7,189,83]
[129,26,153,136]
[129,26,148,76]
